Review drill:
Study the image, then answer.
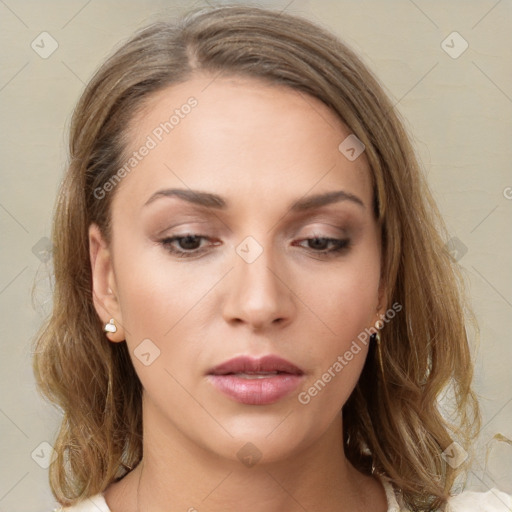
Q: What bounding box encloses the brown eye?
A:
[174,235,202,250]
[307,238,330,250]
[295,237,350,257]
[160,234,214,258]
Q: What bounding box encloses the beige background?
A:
[1,0,511,510]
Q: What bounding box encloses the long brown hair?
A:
[32,5,480,510]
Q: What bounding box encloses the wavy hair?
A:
[32,4,480,510]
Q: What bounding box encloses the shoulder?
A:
[51,493,111,512]
[380,475,512,512]
[49,486,512,512]
[446,488,512,511]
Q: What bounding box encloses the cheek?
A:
[112,229,213,332]
[111,249,218,420]
[304,245,381,345]
[111,236,211,365]
[295,244,380,408]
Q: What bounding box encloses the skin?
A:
[89,75,388,512]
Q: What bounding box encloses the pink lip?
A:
[207,355,305,405]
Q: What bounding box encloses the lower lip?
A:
[207,374,304,405]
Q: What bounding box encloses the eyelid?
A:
[159,232,352,260]
[292,222,350,240]
[153,219,213,238]
[280,211,357,233]
[159,234,215,259]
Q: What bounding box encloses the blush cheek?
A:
[113,245,219,380]
[295,289,374,421]
[317,268,379,342]
[298,251,380,405]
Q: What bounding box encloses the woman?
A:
[33,4,511,511]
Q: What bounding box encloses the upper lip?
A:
[207,355,304,376]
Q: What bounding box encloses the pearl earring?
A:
[103,318,117,333]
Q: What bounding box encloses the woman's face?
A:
[90,75,385,464]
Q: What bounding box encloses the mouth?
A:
[207,354,304,376]
[220,371,288,379]
[206,355,305,405]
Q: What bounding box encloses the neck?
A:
[106,397,386,512]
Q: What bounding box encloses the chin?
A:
[194,414,319,466]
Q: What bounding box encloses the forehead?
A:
[112,74,372,214]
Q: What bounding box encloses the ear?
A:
[374,273,389,324]
[89,223,125,342]
[374,223,390,318]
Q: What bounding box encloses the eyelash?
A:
[159,234,351,259]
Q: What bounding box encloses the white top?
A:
[53,477,512,511]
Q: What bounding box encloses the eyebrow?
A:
[143,188,365,211]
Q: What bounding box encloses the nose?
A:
[221,240,296,331]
